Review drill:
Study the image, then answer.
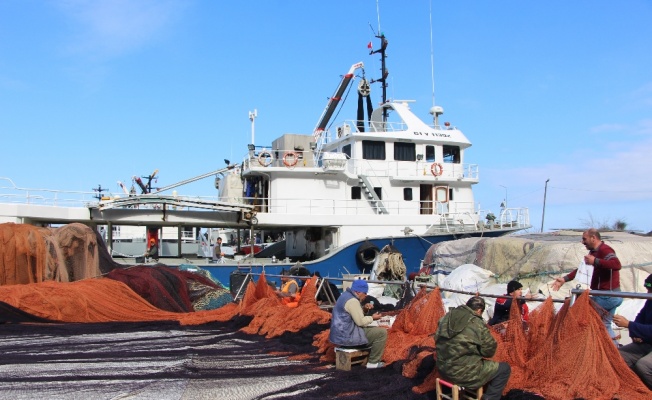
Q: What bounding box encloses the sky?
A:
[1,0,651,233]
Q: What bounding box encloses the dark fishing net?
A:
[0,320,431,400]
[0,300,54,324]
[106,265,232,312]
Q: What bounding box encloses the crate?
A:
[334,347,370,371]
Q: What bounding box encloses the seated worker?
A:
[614,274,652,389]
[360,294,395,316]
[489,280,533,326]
[435,296,511,400]
[329,279,387,369]
[276,270,300,307]
[145,238,159,261]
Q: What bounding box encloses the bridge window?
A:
[443,145,460,163]
[394,142,415,161]
[362,140,386,160]
[425,145,435,162]
[404,188,413,201]
[342,144,351,158]
[351,186,361,200]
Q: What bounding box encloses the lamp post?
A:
[249,109,257,145]
[499,185,507,208]
[541,179,550,232]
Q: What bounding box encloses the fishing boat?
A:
[0,34,530,285]
[199,33,530,282]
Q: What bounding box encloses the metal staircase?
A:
[358,175,388,214]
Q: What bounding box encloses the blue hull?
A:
[201,230,512,288]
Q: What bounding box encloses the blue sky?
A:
[1,0,651,232]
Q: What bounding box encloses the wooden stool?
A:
[436,377,483,400]
[334,347,370,371]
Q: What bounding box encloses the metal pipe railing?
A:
[570,288,652,306]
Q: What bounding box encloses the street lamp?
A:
[541,179,550,232]
[499,185,507,208]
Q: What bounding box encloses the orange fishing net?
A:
[240,275,331,338]
[501,292,650,399]
[0,278,238,326]
[392,290,652,399]
[0,222,101,285]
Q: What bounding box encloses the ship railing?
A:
[321,120,409,138]
[240,146,481,182]
[352,160,479,180]
[0,177,228,211]
[476,207,530,230]
[242,145,319,169]
[0,177,102,207]
[251,196,478,218]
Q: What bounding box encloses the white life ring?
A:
[283,151,299,168]
[430,162,443,177]
[258,151,272,167]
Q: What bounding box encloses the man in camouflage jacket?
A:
[435,296,511,400]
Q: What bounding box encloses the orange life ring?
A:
[258,151,272,167]
[431,162,443,177]
[283,151,299,167]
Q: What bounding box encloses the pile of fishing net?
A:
[492,292,650,399]
[0,223,234,313]
[406,291,651,399]
[0,222,102,285]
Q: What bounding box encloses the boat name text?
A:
[413,131,451,138]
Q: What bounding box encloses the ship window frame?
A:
[362,140,386,160]
[342,144,352,158]
[394,142,416,161]
[425,145,435,162]
[404,188,413,201]
[443,145,461,163]
[351,186,361,200]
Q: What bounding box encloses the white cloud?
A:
[56,0,186,60]
[590,123,628,134]
[488,130,652,208]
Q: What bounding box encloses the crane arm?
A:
[313,62,364,140]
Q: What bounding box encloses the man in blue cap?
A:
[329,279,387,368]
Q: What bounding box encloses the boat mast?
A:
[370,33,388,122]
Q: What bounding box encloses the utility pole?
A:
[499,185,507,208]
[541,179,550,232]
[92,185,107,201]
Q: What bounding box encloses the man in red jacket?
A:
[552,228,623,345]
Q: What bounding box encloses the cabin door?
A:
[420,184,433,214]
[435,186,449,214]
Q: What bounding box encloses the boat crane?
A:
[117,181,130,196]
[313,61,364,142]
[153,164,238,194]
